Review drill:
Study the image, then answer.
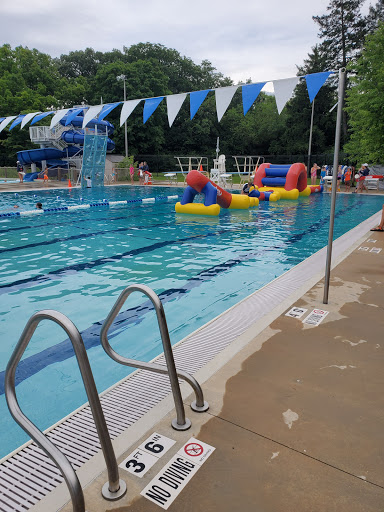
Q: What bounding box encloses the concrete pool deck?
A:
[31,220,383,511]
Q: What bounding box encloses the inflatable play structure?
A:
[175,169,260,216]
[17,111,115,180]
[176,163,322,216]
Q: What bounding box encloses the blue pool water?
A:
[0,186,382,458]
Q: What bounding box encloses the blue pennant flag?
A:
[242,83,266,115]
[98,102,122,122]
[30,111,55,125]
[190,90,210,120]
[65,108,83,126]
[9,115,25,130]
[143,97,164,124]
[305,72,332,103]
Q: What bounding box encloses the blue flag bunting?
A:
[242,83,266,115]
[30,111,55,126]
[305,72,332,103]
[65,108,84,126]
[9,115,25,130]
[143,97,164,124]
[190,89,210,120]
[98,102,122,122]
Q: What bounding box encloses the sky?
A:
[0,0,372,92]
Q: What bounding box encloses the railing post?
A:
[5,310,127,506]
[100,285,209,430]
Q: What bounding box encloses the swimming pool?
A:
[0,186,382,458]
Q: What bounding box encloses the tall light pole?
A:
[117,75,128,158]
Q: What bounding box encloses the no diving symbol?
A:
[184,442,203,457]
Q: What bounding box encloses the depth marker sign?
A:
[141,437,215,509]
[119,433,176,478]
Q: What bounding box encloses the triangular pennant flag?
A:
[21,112,41,129]
[82,105,104,128]
[305,71,332,103]
[120,99,141,126]
[215,86,238,122]
[9,115,25,130]
[0,116,17,134]
[65,108,84,126]
[143,97,164,124]
[98,102,122,122]
[190,89,210,120]
[166,93,187,127]
[50,108,70,129]
[273,77,300,114]
[242,83,266,115]
[30,111,55,126]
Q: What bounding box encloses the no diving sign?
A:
[141,438,215,509]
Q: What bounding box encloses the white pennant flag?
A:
[215,86,238,122]
[21,112,41,129]
[82,105,104,128]
[50,108,70,129]
[120,99,141,126]
[0,116,17,134]
[166,93,187,127]
[273,77,300,114]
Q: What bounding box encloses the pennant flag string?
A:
[166,93,187,127]
[30,111,55,126]
[65,108,84,126]
[242,83,266,115]
[9,115,26,131]
[143,97,164,124]
[120,99,142,126]
[273,77,300,114]
[305,71,333,103]
[190,89,211,120]
[50,109,71,129]
[0,71,335,132]
[21,112,41,129]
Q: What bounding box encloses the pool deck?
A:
[30,216,383,511]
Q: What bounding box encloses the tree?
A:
[344,22,384,164]
[313,0,369,140]
[366,0,384,32]
[313,0,367,70]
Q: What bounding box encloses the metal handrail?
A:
[100,284,209,431]
[4,310,127,510]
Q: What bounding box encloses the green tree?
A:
[366,0,384,31]
[344,22,384,164]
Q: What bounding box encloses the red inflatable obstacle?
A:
[186,170,233,208]
[254,163,308,192]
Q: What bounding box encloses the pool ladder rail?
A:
[4,285,209,512]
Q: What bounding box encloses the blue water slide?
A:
[60,115,115,135]
[61,130,115,151]
[17,146,79,167]
[17,112,115,170]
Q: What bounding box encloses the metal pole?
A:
[307,98,315,176]
[5,310,127,507]
[323,68,346,304]
[123,79,128,158]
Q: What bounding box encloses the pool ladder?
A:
[4,284,209,512]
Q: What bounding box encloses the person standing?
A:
[356,163,370,193]
[17,161,24,182]
[129,164,135,185]
[344,167,352,192]
[311,163,320,185]
[138,162,144,185]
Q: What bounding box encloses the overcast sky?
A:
[0,0,371,92]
